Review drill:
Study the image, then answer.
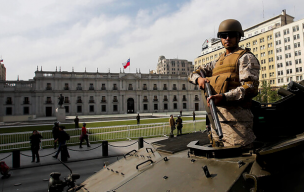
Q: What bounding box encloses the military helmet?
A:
[217,19,244,37]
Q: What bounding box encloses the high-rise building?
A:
[193,10,303,87]
[157,56,194,75]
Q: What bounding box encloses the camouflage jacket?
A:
[188,48,260,102]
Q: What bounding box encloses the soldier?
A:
[188,19,260,147]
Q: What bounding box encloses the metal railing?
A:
[0,120,205,152]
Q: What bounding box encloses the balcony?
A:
[23,101,30,104]
[173,87,177,90]
[163,99,168,102]
[143,99,148,102]
[194,98,199,101]
[101,100,107,103]
[182,88,186,90]
[46,87,52,90]
[46,101,52,104]
[76,87,82,90]
[64,100,70,104]
[194,86,198,90]
[153,99,158,102]
[6,101,12,105]
[89,100,95,103]
[182,98,187,101]
[163,87,167,90]
[128,87,133,90]
[101,87,106,90]
[143,87,147,90]
[153,87,158,90]
[64,87,69,90]
[173,98,177,101]
[113,87,118,90]
[113,99,118,102]
[89,87,94,90]
[77,100,82,103]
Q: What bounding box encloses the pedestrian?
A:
[136,113,140,124]
[74,116,79,128]
[176,115,183,136]
[193,111,196,121]
[169,115,175,136]
[29,130,42,163]
[80,123,90,148]
[0,161,10,179]
[52,121,60,149]
[180,110,182,116]
[189,19,259,147]
[53,126,70,159]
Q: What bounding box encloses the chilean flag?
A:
[122,58,130,69]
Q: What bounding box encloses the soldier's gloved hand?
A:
[197,77,210,90]
[207,94,225,107]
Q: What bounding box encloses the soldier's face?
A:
[219,32,240,49]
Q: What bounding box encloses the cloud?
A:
[1,0,304,80]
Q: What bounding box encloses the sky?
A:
[1,0,304,80]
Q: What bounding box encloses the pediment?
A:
[120,73,140,80]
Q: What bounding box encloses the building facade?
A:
[156,56,194,75]
[0,63,6,81]
[193,10,304,87]
[0,70,204,118]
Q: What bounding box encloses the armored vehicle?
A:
[77,81,304,192]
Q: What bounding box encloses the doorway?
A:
[127,98,134,113]
[46,107,52,117]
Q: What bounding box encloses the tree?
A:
[253,80,281,103]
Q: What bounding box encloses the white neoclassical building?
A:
[0,69,204,120]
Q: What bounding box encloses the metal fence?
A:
[0,120,205,152]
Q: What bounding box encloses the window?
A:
[286,61,292,66]
[296,59,302,64]
[173,84,177,90]
[113,96,118,102]
[163,84,167,90]
[260,38,264,43]
[143,84,147,90]
[268,57,273,62]
[275,32,281,38]
[64,83,69,90]
[284,37,290,43]
[164,103,168,110]
[77,83,82,90]
[46,97,52,104]
[46,83,52,90]
[276,40,281,45]
[23,107,29,115]
[153,84,157,90]
[277,55,282,60]
[253,40,257,45]
[173,103,177,109]
[101,105,106,112]
[285,45,291,50]
[101,96,106,102]
[64,106,69,113]
[6,107,12,115]
[296,67,303,73]
[283,29,289,35]
[268,43,272,47]
[195,95,199,101]
[153,95,158,101]
[285,53,291,58]
[293,25,299,32]
[143,96,148,102]
[154,104,158,110]
[89,96,94,103]
[163,95,168,101]
[267,35,272,40]
[23,97,29,104]
[143,104,148,110]
[173,95,177,101]
[113,105,118,112]
[101,84,106,90]
[77,106,82,113]
[183,103,187,109]
[89,83,94,90]
[113,84,118,90]
[182,84,186,90]
[268,50,273,55]
[64,97,69,103]
[128,84,133,90]
[89,105,94,112]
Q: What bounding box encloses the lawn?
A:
[0,117,205,134]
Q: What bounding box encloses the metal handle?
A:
[124,150,137,159]
[136,160,154,170]
[146,148,154,153]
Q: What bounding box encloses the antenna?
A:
[262,0,264,20]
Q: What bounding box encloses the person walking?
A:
[169,115,175,136]
[74,116,79,128]
[136,113,140,124]
[193,111,196,121]
[29,130,42,163]
[53,126,70,159]
[80,123,90,148]
[176,115,183,136]
[52,121,60,149]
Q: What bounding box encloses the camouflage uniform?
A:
[189,48,260,146]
